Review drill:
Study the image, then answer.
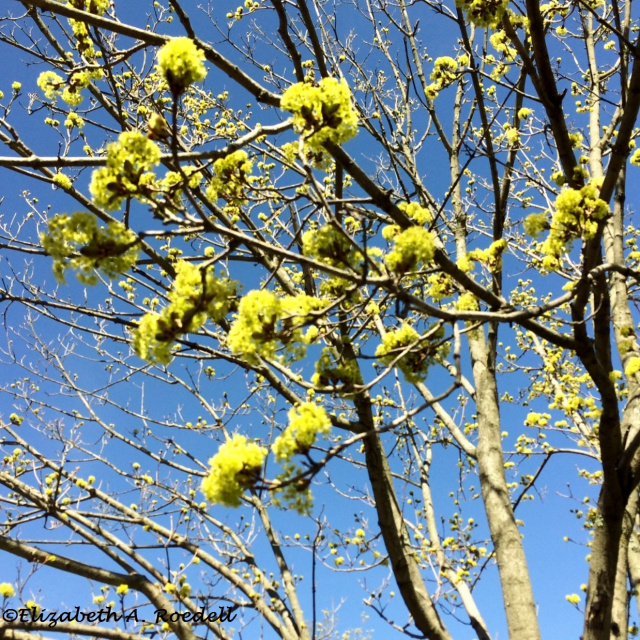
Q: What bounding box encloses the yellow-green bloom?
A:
[272,402,332,460]
[37,71,64,101]
[157,37,207,94]
[538,183,609,270]
[228,290,323,363]
[399,202,432,225]
[133,261,238,365]
[0,583,15,598]
[456,0,508,27]
[90,131,161,211]
[625,356,640,378]
[523,212,549,238]
[376,323,447,383]
[302,224,361,269]
[41,212,139,284]
[61,87,84,107]
[385,226,435,273]
[206,150,255,204]
[281,77,358,164]
[65,112,85,130]
[202,435,267,507]
[52,172,72,190]
[430,57,458,89]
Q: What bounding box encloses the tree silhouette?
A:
[1,0,640,639]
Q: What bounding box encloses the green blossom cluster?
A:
[427,272,456,301]
[523,212,549,237]
[133,260,238,365]
[385,226,436,273]
[455,0,509,27]
[427,57,458,97]
[467,239,507,272]
[302,224,361,269]
[66,0,109,60]
[157,37,207,94]
[37,69,99,106]
[312,347,361,389]
[90,131,161,211]
[376,323,446,383]
[206,150,255,205]
[272,402,332,461]
[271,467,313,514]
[280,77,358,161]
[490,30,517,59]
[527,183,609,270]
[625,357,640,378]
[37,71,64,101]
[399,202,432,225]
[201,435,267,507]
[457,292,480,311]
[52,172,73,190]
[227,290,323,363]
[41,212,139,284]
[65,112,85,130]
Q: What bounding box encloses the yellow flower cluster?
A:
[456,292,479,311]
[399,202,432,225]
[65,112,85,130]
[455,0,509,28]
[37,69,100,107]
[0,583,15,598]
[206,150,255,205]
[65,0,109,60]
[376,323,446,383]
[530,183,609,270]
[52,172,73,190]
[37,71,64,101]
[625,356,640,378]
[312,347,361,389]
[280,77,358,163]
[302,224,361,270]
[427,57,458,97]
[467,239,507,273]
[272,402,332,461]
[427,272,456,302]
[227,290,323,363]
[41,212,139,284]
[157,37,207,94]
[201,435,267,507]
[490,31,517,59]
[90,131,161,211]
[133,261,238,365]
[385,226,436,273]
[523,212,549,238]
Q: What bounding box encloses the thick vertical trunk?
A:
[610,493,639,640]
[468,335,541,640]
[362,428,453,640]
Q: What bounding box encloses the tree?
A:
[1,0,640,637]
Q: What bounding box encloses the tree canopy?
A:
[1,0,640,639]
